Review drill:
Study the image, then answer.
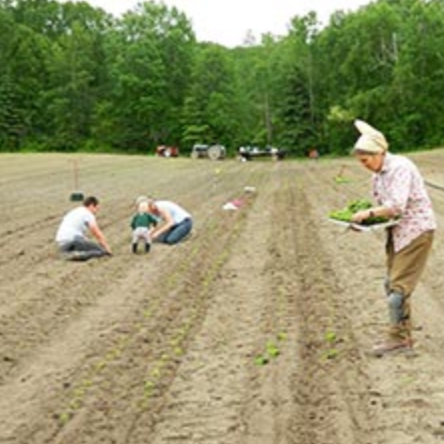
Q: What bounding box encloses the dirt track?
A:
[1,152,444,444]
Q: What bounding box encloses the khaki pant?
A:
[385,230,434,340]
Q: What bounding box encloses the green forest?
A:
[1,0,444,156]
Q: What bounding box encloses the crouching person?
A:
[147,198,192,245]
[55,196,112,261]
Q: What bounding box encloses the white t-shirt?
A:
[155,201,191,225]
[56,206,96,243]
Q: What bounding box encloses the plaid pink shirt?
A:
[372,153,436,252]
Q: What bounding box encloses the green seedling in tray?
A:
[329,199,389,225]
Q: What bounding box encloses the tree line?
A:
[1,0,444,157]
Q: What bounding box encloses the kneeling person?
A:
[147,198,192,245]
[56,196,112,261]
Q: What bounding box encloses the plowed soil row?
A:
[1,152,444,444]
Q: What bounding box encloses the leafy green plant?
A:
[266,341,280,358]
[277,331,287,341]
[323,348,339,360]
[254,354,269,366]
[255,335,285,366]
[329,199,388,224]
[325,330,337,344]
[58,411,71,426]
[322,330,339,360]
[334,176,352,184]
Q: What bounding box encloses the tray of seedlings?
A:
[328,199,400,232]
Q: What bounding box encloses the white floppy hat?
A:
[353,119,389,154]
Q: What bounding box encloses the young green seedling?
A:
[266,341,280,358]
[254,354,269,366]
[325,331,337,344]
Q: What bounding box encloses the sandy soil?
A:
[1,151,444,444]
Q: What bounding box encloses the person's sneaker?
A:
[145,242,151,253]
[132,243,138,254]
[369,339,414,357]
[67,251,90,262]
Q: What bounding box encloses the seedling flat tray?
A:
[328,218,400,232]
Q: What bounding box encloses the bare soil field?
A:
[1,151,444,444]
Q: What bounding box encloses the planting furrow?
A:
[125,167,282,444]
[278,168,376,444]
[24,194,259,444]
[308,159,444,443]
[0,161,261,384]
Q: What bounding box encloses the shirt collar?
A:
[379,152,393,174]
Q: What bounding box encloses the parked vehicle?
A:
[156,145,179,157]
[238,146,286,161]
[191,144,226,160]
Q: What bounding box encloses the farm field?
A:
[1,151,444,444]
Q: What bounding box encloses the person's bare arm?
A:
[89,222,112,254]
[151,208,174,240]
[351,205,395,223]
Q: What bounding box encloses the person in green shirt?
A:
[130,200,157,253]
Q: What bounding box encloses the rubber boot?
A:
[387,291,404,327]
[384,276,391,296]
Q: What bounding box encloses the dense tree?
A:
[94,1,195,151]
[1,0,444,155]
[272,13,321,155]
[181,43,239,151]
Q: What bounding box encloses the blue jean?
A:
[58,236,108,260]
[157,218,192,245]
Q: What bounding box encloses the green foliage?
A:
[325,330,337,343]
[254,335,285,366]
[266,341,280,358]
[254,354,269,366]
[1,0,444,153]
[329,199,389,225]
[0,74,23,150]
[181,43,240,151]
[322,348,339,360]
